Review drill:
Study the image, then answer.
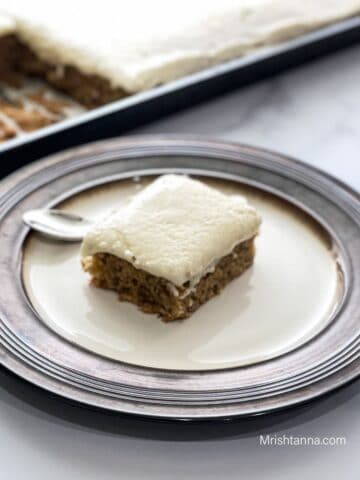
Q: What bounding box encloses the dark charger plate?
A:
[0,17,360,177]
[0,136,359,420]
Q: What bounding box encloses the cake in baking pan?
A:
[0,0,359,141]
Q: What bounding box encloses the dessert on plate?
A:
[81,175,261,321]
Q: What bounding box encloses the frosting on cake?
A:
[0,13,15,36]
[81,175,261,287]
[3,0,360,92]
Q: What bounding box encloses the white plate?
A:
[23,177,341,371]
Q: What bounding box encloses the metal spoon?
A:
[22,209,92,242]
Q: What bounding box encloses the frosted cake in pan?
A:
[0,0,359,139]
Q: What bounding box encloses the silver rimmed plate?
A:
[0,136,359,419]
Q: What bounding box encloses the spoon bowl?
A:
[22,209,93,241]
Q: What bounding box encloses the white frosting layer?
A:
[0,13,15,36]
[81,175,261,286]
[3,0,360,92]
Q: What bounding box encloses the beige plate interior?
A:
[22,175,342,371]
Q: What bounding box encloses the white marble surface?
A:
[137,44,360,190]
[1,45,360,479]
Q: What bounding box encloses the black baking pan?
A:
[0,16,359,177]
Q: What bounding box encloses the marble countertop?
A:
[1,44,359,479]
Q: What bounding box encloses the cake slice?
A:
[81,175,261,321]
